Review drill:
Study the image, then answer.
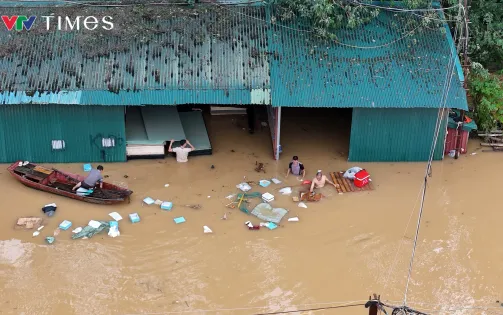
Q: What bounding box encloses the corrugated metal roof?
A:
[349,108,446,162]
[0,5,270,104]
[0,89,264,105]
[268,9,468,110]
[0,5,467,109]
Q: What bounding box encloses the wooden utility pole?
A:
[365,294,381,315]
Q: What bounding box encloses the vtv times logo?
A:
[1,15,114,31]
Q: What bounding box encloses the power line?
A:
[251,303,366,315]
[6,0,266,6]
[350,0,460,12]
[401,0,463,306]
[5,0,463,50]
[209,1,432,49]
[122,300,371,315]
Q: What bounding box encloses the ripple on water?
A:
[245,239,304,313]
[120,237,210,314]
[0,240,124,315]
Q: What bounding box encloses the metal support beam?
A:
[275,107,281,160]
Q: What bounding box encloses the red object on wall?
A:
[444,128,469,154]
[354,170,370,188]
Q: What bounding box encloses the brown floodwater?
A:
[0,110,502,315]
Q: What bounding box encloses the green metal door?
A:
[0,104,126,163]
[349,108,446,162]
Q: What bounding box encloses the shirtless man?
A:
[309,170,337,193]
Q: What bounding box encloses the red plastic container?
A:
[354,170,370,188]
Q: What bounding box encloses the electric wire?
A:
[401,2,463,306]
[251,302,366,315]
[121,300,371,315]
[3,0,464,49]
[350,0,460,12]
[6,0,266,6]
[209,0,428,49]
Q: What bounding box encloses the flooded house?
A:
[0,4,468,163]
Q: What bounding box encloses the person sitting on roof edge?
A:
[286,156,305,179]
[169,139,195,163]
[72,165,104,191]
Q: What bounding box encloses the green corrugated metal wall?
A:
[349,108,446,162]
[0,105,126,163]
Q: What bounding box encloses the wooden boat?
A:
[8,161,133,205]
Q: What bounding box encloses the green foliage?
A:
[467,0,503,70]
[266,0,458,39]
[468,63,503,131]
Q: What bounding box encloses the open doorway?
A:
[279,108,352,161]
[124,105,274,160]
[125,105,212,159]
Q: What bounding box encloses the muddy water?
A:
[0,113,502,315]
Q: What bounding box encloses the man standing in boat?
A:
[72,165,104,191]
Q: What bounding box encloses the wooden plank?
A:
[334,172,348,193]
[337,171,353,192]
[330,171,375,193]
[481,142,503,147]
[33,165,53,175]
[330,172,343,194]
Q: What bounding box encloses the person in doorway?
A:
[72,165,104,191]
[168,139,195,163]
[286,156,305,179]
[309,170,337,193]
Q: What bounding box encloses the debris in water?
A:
[109,212,123,221]
[203,226,213,233]
[174,217,186,224]
[184,204,201,210]
[124,175,129,178]
[211,165,215,169]
[16,217,43,229]
[221,213,228,220]
[72,227,83,233]
[255,161,266,173]
[45,237,55,244]
[164,184,170,187]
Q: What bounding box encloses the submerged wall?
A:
[349,108,447,162]
[0,104,126,163]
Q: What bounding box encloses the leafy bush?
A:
[467,0,503,70]
[468,63,503,131]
